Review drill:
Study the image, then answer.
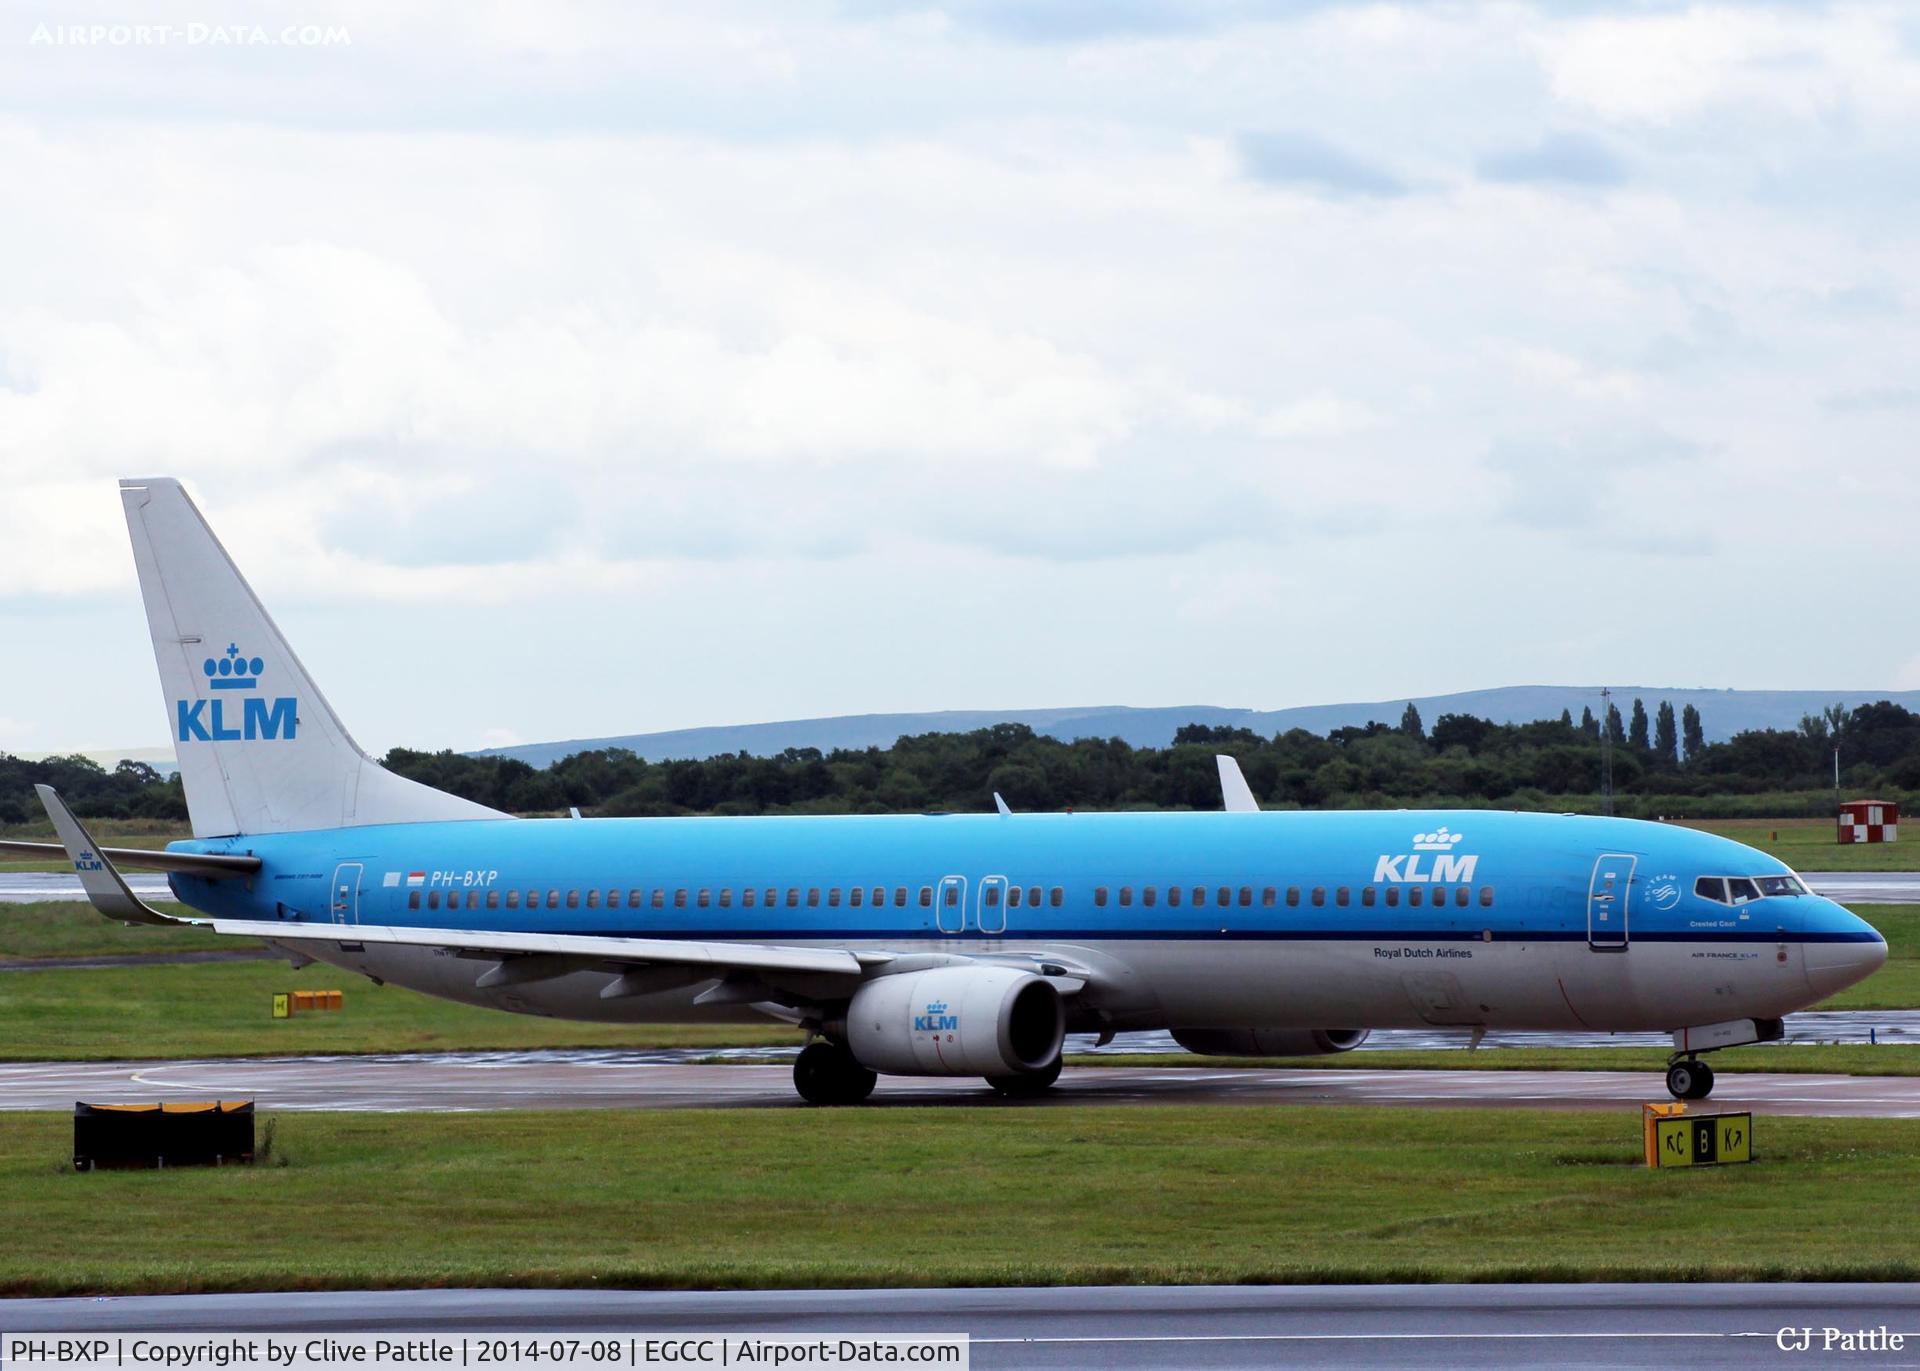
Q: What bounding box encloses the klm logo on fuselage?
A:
[1373,826,1477,884]
[915,1000,959,1033]
[176,643,297,743]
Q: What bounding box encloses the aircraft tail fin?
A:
[120,478,509,837]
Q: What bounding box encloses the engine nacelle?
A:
[1170,1027,1369,1058]
[845,966,1065,1077]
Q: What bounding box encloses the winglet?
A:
[1216,755,1259,813]
[35,785,184,925]
[993,792,1013,816]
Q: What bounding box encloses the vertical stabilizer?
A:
[120,478,509,837]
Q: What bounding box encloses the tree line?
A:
[5,696,1920,828]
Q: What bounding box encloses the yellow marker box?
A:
[1648,1109,1753,1168]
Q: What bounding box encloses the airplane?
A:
[3,478,1887,1105]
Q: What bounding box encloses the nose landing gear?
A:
[1665,1056,1716,1100]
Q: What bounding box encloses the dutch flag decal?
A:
[406,871,426,888]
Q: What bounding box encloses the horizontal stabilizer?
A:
[0,839,258,878]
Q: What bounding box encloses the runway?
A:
[2,1284,1916,1368]
[5,1053,1920,1115]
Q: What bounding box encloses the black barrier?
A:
[73,1101,255,1170]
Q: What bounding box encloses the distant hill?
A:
[474,686,1920,768]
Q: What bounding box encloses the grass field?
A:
[0,818,181,871]
[4,1105,1920,1294]
[0,902,253,959]
[1681,816,1920,871]
[1073,1045,1920,1075]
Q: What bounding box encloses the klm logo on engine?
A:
[914,1000,959,1033]
[1373,826,1477,883]
[176,643,298,743]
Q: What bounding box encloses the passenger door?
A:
[1587,853,1634,950]
[330,861,363,926]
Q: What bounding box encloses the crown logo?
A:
[1412,826,1463,851]
[203,642,265,691]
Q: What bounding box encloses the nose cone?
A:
[1804,904,1889,1002]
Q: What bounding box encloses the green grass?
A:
[0,961,799,1059]
[0,818,185,872]
[5,1105,1920,1294]
[1818,905,1917,1009]
[1680,817,1919,871]
[0,902,254,959]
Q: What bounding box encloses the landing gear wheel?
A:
[1666,1059,1715,1100]
[986,1056,1063,1097]
[793,1041,877,1106]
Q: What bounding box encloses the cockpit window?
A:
[1726,877,1761,904]
[1756,875,1807,897]
[1694,876,1727,904]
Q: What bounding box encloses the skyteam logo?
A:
[1647,873,1682,910]
[915,1000,959,1033]
[1374,828,1477,883]
[176,642,298,743]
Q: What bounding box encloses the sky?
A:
[2,1,1919,756]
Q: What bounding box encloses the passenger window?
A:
[606,889,621,908]
[873,887,886,908]
[919,886,932,908]
[985,885,1001,907]
[742,888,757,908]
[429,890,441,910]
[1361,886,1376,907]
[673,889,687,908]
[1142,886,1156,907]
[506,889,520,909]
[466,890,480,909]
[585,889,599,909]
[1311,887,1326,907]
[719,889,732,908]
[1409,886,1424,908]
[850,886,863,908]
[1727,877,1761,905]
[1050,887,1063,907]
[1386,887,1400,907]
[808,888,822,907]
[1167,886,1181,907]
[1095,886,1109,907]
[1336,887,1350,907]
[766,888,778,908]
[1119,886,1133,907]
[897,887,910,907]
[526,889,539,909]
[1694,876,1728,904]
[827,888,841,907]
[1217,886,1231,907]
[1261,887,1276,907]
[651,890,665,909]
[942,885,957,907]
[546,890,560,909]
[1286,887,1300,908]
[1029,886,1042,907]
[1238,886,1252,907]
[408,891,421,910]
[1008,886,1022,908]
[787,888,801,908]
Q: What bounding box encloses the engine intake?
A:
[846,966,1065,1077]
[1170,1028,1369,1058]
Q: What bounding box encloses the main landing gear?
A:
[986,1057,1062,1098]
[793,1040,877,1106]
[1665,1056,1716,1101]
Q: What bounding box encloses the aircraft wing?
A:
[31,784,194,926]
[203,917,881,980]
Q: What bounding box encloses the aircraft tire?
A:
[986,1056,1063,1097]
[1666,1059,1714,1100]
[794,1041,877,1106]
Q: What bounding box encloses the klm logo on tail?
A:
[177,642,298,742]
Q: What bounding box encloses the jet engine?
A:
[1170,1027,1369,1057]
[844,965,1065,1077]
